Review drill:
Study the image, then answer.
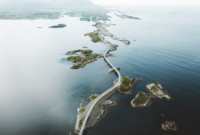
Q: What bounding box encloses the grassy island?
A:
[63,49,101,69]
[119,76,131,92]
[115,76,136,94]
[86,32,101,42]
[131,91,150,107]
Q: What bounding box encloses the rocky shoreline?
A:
[63,48,117,69]
[115,76,137,95]
[162,120,178,131]
[75,94,116,133]
[131,91,151,108]
[146,82,172,100]
[100,27,130,45]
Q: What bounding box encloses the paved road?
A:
[78,27,122,135]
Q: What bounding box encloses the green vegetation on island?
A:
[49,24,66,28]
[151,85,159,93]
[131,91,149,106]
[115,76,136,94]
[89,94,98,100]
[78,120,83,127]
[0,12,60,20]
[63,49,102,69]
[86,32,101,42]
[79,108,85,113]
[66,49,93,55]
[119,76,131,92]
[146,83,172,100]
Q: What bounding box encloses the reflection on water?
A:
[0,5,200,135]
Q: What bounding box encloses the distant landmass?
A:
[0,0,96,11]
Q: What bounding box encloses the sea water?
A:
[0,5,200,135]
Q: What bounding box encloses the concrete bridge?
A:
[78,27,122,135]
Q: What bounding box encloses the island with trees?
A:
[85,32,102,43]
[115,76,137,94]
[131,91,151,108]
[63,49,104,69]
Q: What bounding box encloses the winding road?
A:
[78,27,122,135]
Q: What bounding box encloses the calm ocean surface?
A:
[0,5,200,135]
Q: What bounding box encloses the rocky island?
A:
[49,24,66,28]
[162,120,178,131]
[131,91,151,108]
[115,76,137,94]
[146,83,172,100]
[100,27,130,45]
[63,49,103,69]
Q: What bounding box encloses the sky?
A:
[0,0,199,5]
[91,0,200,5]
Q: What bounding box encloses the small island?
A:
[49,24,66,28]
[115,76,137,94]
[131,91,151,108]
[85,32,101,43]
[162,120,178,131]
[100,27,130,45]
[63,49,103,69]
[146,83,172,100]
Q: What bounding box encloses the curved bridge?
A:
[78,27,122,135]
